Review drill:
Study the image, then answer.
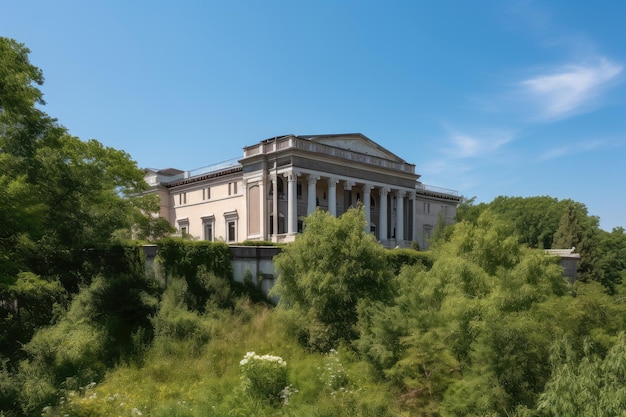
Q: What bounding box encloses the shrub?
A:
[239,352,288,405]
[385,248,433,275]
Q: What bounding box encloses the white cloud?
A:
[537,138,618,161]
[520,58,622,120]
[445,128,515,159]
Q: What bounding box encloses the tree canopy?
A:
[0,37,168,365]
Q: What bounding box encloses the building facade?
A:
[144,133,461,249]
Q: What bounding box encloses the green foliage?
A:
[0,38,167,381]
[16,272,157,414]
[131,194,176,242]
[0,272,66,363]
[455,196,625,293]
[273,207,394,351]
[385,248,433,275]
[157,238,233,281]
[239,352,288,405]
[156,239,236,311]
[151,277,221,355]
[357,211,574,414]
[537,333,626,416]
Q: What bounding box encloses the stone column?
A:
[307,175,319,215]
[362,184,373,233]
[379,187,389,240]
[286,170,299,234]
[328,177,339,217]
[271,175,278,239]
[410,191,416,242]
[396,191,405,242]
[343,180,355,215]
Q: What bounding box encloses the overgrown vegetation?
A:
[2,37,626,416]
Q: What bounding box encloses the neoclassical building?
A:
[145,133,461,249]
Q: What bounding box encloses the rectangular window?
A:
[424,202,430,213]
[178,193,187,205]
[297,183,303,200]
[204,222,213,241]
[203,187,211,200]
[228,182,237,196]
[227,221,236,242]
[180,225,188,236]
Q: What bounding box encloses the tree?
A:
[537,333,626,416]
[0,37,162,367]
[272,207,393,351]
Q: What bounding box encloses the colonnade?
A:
[269,170,416,243]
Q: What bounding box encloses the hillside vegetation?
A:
[2,37,626,416]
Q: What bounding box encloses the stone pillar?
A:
[396,191,405,242]
[379,187,389,240]
[271,175,278,239]
[286,170,299,234]
[410,191,416,242]
[343,180,355,215]
[307,175,319,215]
[362,184,373,233]
[328,177,339,217]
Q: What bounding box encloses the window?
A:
[178,192,187,205]
[269,178,284,198]
[203,187,211,200]
[224,210,238,242]
[297,219,303,233]
[297,183,303,200]
[227,221,236,242]
[424,202,430,213]
[202,216,215,241]
[228,182,238,196]
[177,218,189,237]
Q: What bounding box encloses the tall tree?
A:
[272,207,393,351]
[0,37,161,364]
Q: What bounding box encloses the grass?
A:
[40,299,402,416]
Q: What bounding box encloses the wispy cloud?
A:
[520,58,622,121]
[537,137,622,161]
[444,128,515,159]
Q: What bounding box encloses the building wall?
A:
[146,134,460,247]
[168,175,245,243]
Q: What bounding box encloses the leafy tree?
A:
[0,37,163,369]
[272,207,393,351]
[537,333,626,416]
[553,202,603,286]
[358,212,571,414]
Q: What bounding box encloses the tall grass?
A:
[42,297,398,417]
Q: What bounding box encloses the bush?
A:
[157,238,232,281]
[273,208,394,351]
[239,352,288,406]
[385,248,433,275]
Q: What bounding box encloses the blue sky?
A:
[2,1,625,230]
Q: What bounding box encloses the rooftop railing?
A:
[416,183,458,196]
[186,157,241,178]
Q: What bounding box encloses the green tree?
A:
[0,37,163,368]
[537,333,626,416]
[272,207,393,351]
[358,212,571,414]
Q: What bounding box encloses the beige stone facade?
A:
[144,133,461,249]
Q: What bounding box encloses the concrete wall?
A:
[142,244,282,297]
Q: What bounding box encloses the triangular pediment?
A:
[301,133,406,163]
